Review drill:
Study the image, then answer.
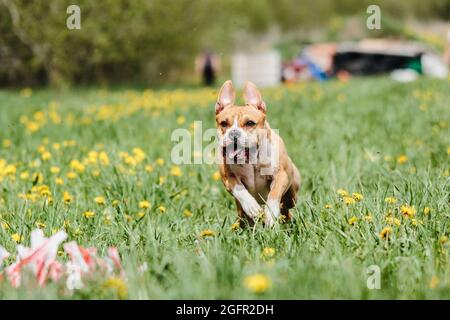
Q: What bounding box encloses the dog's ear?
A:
[243,81,266,113]
[215,80,235,114]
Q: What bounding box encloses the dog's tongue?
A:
[228,148,242,159]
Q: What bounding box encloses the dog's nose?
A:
[228,129,241,140]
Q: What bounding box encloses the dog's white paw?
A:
[264,200,280,228]
[264,212,275,228]
[232,185,263,220]
[241,197,263,219]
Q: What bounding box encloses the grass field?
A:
[0,77,449,299]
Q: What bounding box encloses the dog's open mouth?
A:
[222,141,252,163]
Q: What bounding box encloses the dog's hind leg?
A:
[280,178,300,223]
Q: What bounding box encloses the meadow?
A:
[0,77,449,299]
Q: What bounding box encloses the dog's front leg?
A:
[264,170,289,228]
[219,165,263,221]
[232,184,263,220]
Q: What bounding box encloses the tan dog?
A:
[215,80,301,228]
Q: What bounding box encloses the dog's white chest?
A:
[229,164,271,203]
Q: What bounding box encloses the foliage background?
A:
[0,0,449,87]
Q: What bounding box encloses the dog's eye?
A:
[245,120,256,127]
[219,121,228,128]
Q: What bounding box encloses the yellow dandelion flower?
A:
[386,217,401,226]
[352,192,363,201]
[364,215,373,222]
[212,171,221,181]
[83,211,95,219]
[99,151,110,166]
[66,171,77,179]
[70,159,85,173]
[63,191,73,204]
[91,169,101,177]
[26,121,39,133]
[183,209,193,217]
[400,205,416,218]
[244,274,272,294]
[423,207,430,215]
[200,229,216,238]
[348,216,358,225]
[4,164,16,176]
[430,276,439,289]
[385,197,397,204]
[231,221,240,231]
[1,222,10,230]
[55,177,64,185]
[20,171,29,180]
[337,189,348,197]
[343,196,355,205]
[156,158,165,166]
[104,215,112,225]
[103,277,128,299]
[379,226,392,239]
[50,166,60,174]
[137,211,145,219]
[158,206,166,213]
[94,196,106,205]
[132,148,146,163]
[324,204,332,209]
[35,221,46,229]
[159,176,166,185]
[41,151,52,161]
[397,155,408,164]
[2,139,12,148]
[440,236,448,244]
[176,116,186,125]
[145,164,154,173]
[170,165,183,177]
[12,233,23,243]
[262,247,275,258]
[112,200,120,207]
[139,200,151,209]
[124,155,137,166]
[39,185,51,197]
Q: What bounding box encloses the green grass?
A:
[0,77,449,299]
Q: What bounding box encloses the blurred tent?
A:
[232,50,281,88]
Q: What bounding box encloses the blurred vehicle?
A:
[282,38,449,83]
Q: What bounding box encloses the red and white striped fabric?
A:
[1,229,125,290]
[5,230,67,287]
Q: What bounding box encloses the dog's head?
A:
[215,80,268,163]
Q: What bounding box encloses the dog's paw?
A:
[264,211,276,228]
[264,200,280,228]
[241,197,263,219]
